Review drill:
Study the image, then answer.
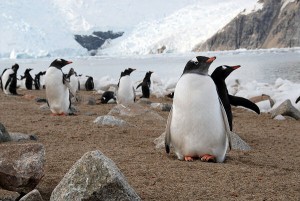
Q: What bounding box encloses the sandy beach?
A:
[0,89,299,200]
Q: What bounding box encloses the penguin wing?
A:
[296,96,300,104]
[4,75,12,90]
[132,86,136,102]
[219,98,232,150]
[229,95,260,114]
[165,107,173,153]
[136,82,142,89]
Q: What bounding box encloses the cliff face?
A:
[194,0,300,51]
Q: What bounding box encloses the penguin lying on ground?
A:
[1,64,19,95]
[100,91,116,104]
[116,68,136,105]
[165,56,231,163]
[136,71,153,98]
[45,59,74,116]
[211,65,260,131]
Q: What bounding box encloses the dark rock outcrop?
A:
[194,0,300,51]
[74,30,124,51]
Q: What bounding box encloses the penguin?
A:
[34,71,46,90]
[296,96,300,103]
[165,56,231,163]
[66,68,79,98]
[100,91,116,104]
[211,65,260,131]
[45,59,73,115]
[136,71,153,98]
[23,68,34,90]
[1,64,19,95]
[85,76,94,91]
[116,68,136,105]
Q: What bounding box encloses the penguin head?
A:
[183,56,216,75]
[24,68,33,74]
[12,64,19,72]
[211,65,241,80]
[50,59,73,69]
[123,68,136,76]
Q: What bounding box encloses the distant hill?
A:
[194,0,300,51]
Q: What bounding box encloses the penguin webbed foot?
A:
[184,156,194,162]
[200,154,216,163]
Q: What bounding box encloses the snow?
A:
[0,0,260,58]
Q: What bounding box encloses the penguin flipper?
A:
[229,95,260,114]
[136,82,142,89]
[219,98,232,150]
[4,75,12,90]
[165,107,173,154]
[296,96,300,104]
[132,86,136,102]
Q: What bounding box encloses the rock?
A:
[50,150,141,201]
[274,115,286,120]
[249,94,275,107]
[150,103,172,111]
[271,99,300,120]
[84,96,96,105]
[19,189,43,201]
[154,132,166,149]
[137,98,152,105]
[93,115,128,127]
[0,143,45,193]
[229,132,251,151]
[0,122,11,142]
[39,104,49,111]
[9,133,38,142]
[35,98,47,103]
[0,189,20,201]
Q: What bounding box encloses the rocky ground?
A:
[0,89,299,200]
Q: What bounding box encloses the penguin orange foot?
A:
[184,156,194,161]
[200,154,216,163]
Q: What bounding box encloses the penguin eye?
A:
[191,57,198,65]
[193,61,199,65]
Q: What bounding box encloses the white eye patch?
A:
[191,57,198,65]
[222,65,227,69]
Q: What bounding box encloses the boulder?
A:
[0,143,45,193]
[0,189,20,201]
[93,115,128,127]
[50,150,141,201]
[19,189,43,201]
[0,122,11,142]
[249,94,275,107]
[271,99,300,120]
[9,132,38,142]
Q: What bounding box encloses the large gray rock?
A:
[9,132,38,142]
[0,143,45,193]
[93,115,128,127]
[0,189,20,201]
[50,150,141,201]
[271,99,300,120]
[19,189,43,201]
[0,122,11,142]
[194,0,300,51]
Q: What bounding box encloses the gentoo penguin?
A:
[85,76,94,91]
[211,65,260,131]
[136,71,153,98]
[45,59,73,115]
[116,68,136,105]
[1,64,19,95]
[165,56,231,163]
[34,71,46,90]
[100,91,116,104]
[296,96,300,103]
[66,68,79,98]
[23,68,34,90]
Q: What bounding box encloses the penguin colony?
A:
[0,56,268,163]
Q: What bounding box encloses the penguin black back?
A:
[85,76,94,91]
[24,68,33,90]
[34,71,46,90]
[136,71,153,98]
[6,64,19,95]
[100,91,116,104]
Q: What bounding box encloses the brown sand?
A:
[0,89,299,200]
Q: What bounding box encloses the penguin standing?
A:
[66,68,79,97]
[23,68,34,90]
[165,56,231,163]
[211,65,260,131]
[34,71,46,90]
[1,64,19,95]
[116,68,136,105]
[45,59,73,115]
[136,71,153,98]
[85,76,94,91]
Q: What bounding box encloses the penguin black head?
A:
[183,56,216,75]
[211,65,241,81]
[50,59,73,69]
[12,64,19,72]
[24,68,33,74]
[123,68,136,76]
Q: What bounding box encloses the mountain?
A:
[193,0,300,51]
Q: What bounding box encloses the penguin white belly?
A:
[117,76,134,105]
[1,69,13,95]
[45,67,70,114]
[170,74,228,162]
[70,75,79,94]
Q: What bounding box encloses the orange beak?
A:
[206,57,216,63]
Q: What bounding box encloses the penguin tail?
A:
[165,144,170,154]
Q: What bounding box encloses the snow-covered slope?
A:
[0,0,261,58]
